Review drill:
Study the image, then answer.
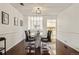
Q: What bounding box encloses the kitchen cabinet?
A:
[56,39,79,55]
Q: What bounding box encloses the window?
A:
[28,16,43,30]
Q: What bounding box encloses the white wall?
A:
[23,17,28,30]
[57,4,79,47]
[0,3,25,51]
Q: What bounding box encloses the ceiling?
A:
[10,3,72,16]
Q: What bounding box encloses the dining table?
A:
[29,31,52,55]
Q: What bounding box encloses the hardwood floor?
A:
[56,39,79,55]
[6,40,50,55]
[6,40,26,55]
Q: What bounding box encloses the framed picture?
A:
[2,11,9,25]
[14,17,18,26]
[20,20,23,26]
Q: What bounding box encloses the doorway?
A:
[47,19,56,55]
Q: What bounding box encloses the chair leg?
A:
[0,52,2,55]
[4,39,6,55]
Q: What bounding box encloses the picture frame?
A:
[14,17,18,26]
[2,11,9,25]
[20,20,23,26]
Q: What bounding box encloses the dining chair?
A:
[41,30,52,55]
[41,30,52,42]
[41,42,50,55]
[25,31,36,55]
[26,42,36,55]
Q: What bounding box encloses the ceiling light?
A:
[32,7,42,14]
[36,8,41,14]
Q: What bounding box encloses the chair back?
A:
[47,31,52,42]
[0,37,6,41]
[25,31,29,41]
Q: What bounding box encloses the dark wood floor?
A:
[6,40,26,55]
[6,40,50,55]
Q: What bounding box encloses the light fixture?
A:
[32,7,43,14]
[36,7,41,14]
